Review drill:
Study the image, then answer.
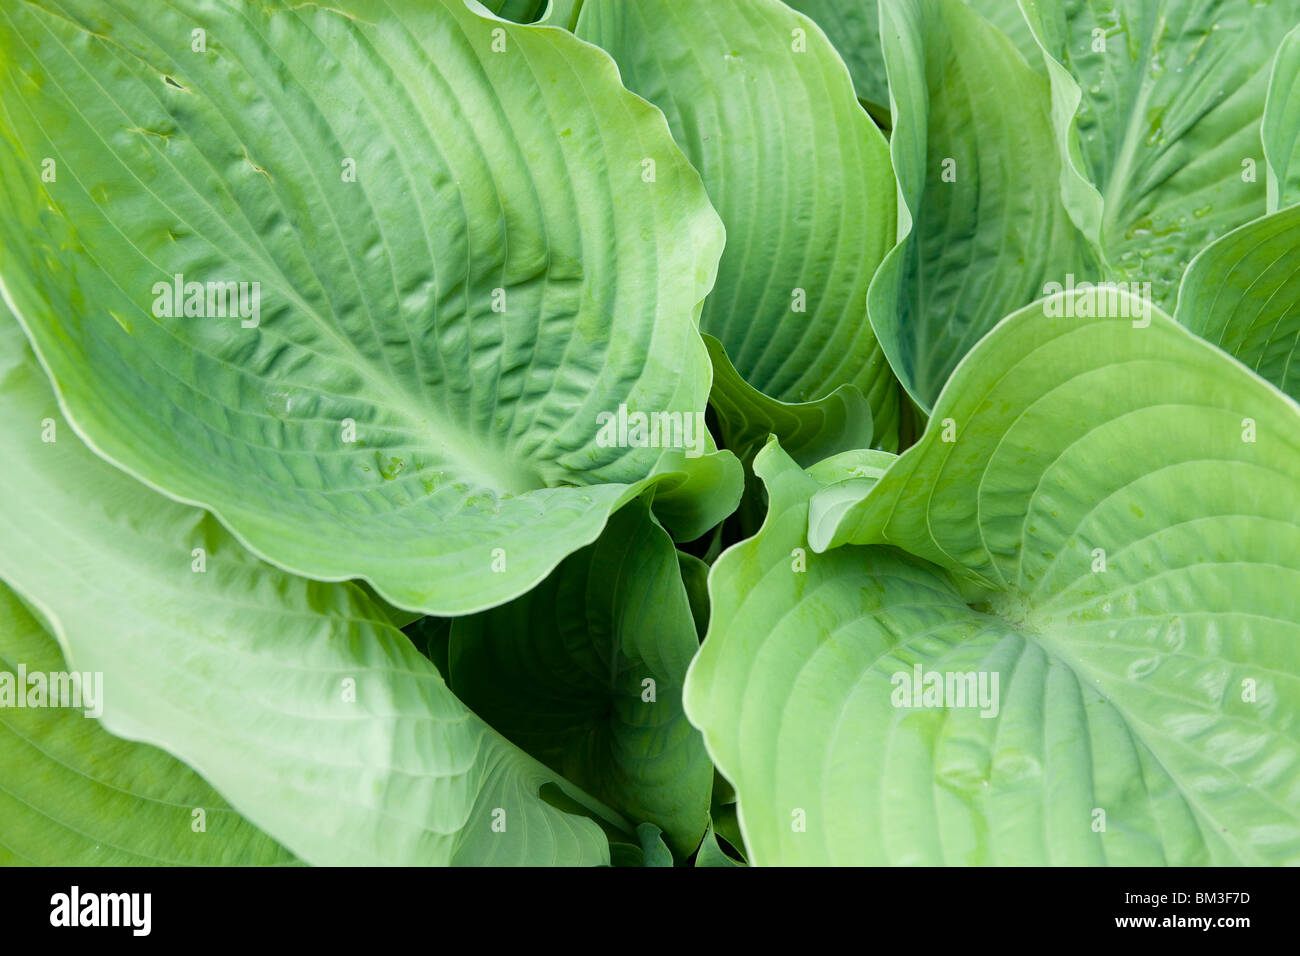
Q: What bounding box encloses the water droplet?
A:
[266,389,294,418]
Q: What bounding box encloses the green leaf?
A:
[647,444,745,545]
[0,312,623,866]
[786,1,1045,114]
[0,0,736,618]
[356,582,425,629]
[0,585,299,866]
[694,825,746,867]
[966,0,1044,70]
[677,550,713,640]
[703,335,874,466]
[403,615,452,678]
[535,0,585,31]
[479,0,548,23]
[784,0,891,108]
[609,821,674,867]
[803,446,897,485]
[1264,23,1300,213]
[636,822,675,867]
[449,499,711,856]
[870,0,1096,412]
[703,766,748,864]
[1175,203,1300,403]
[709,800,747,861]
[804,447,896,550]
[1019,0,1297,308]
[576,0,900,452]
[688,290,1300,864]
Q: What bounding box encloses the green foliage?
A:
[1,0,1298,867]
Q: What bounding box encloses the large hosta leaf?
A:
[1175,203,1300,402]
[576,0,899,452]
[0,585,298,866]
[1264,23,1300,212]
[449,497,712,857]
[688,289,1300,865]
[870,0,1096,412]
[0,0,737,618]
[1020,0,1300,307]
[0,312,622,866]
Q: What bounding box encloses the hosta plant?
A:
[1,0,1298,867]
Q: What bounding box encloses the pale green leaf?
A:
[688,289,1300,865]
[0,0,735,617]
[0,313,622,866]
[0,585,299,866]
[804,447,895,550]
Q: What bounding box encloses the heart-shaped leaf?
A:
[688,288,1300,865]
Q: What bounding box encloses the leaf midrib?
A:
[1097,9,1164,241]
